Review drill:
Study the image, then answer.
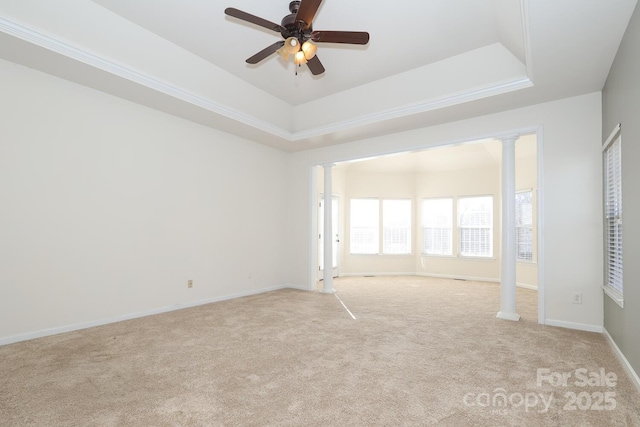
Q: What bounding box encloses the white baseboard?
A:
[338,273,540,290]
[416,272,500,283]
[285,284,311,291]
[544,319,604,333]
[339,272,417,278]
[0,285,293,346]
[603,327,640,393]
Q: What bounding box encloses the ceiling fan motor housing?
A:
[281,1,312,42]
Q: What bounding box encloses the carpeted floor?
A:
[1,276,638,426]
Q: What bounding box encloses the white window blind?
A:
[604,129,623,298]
[458,196,493,257]
[515,190,533,261]
[383,199,411,254]
[422,198,453,255]
[350,199,379,254]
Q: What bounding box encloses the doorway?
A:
[318,194,339,279]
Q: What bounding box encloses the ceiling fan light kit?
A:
[301,40,317,59]
[224,0,369,75]
[294,50,307,65]
[283,37,299,55]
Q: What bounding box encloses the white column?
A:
[497,135,520,321]
[321,164,335,293]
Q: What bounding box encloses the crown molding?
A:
[0,16,291,140]
[291,76,534,141]
[0,16,534,146]
[520,0,535,81]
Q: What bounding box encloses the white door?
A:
[318,195,339,279]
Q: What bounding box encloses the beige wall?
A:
[0,59,288,342]
[342,171,417,275]
[415,165,500,281]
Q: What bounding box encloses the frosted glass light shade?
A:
[294,50,308,65]
[276,46,290,61]
[301,41,317,60]
[284,37,300,55]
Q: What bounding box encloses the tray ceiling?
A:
[0,0,636,151]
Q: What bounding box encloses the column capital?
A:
[322,163,336,169]
[499,134,520,144]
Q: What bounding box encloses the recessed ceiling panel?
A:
[91,0,519,105]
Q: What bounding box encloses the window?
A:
[350,199,379,254]
[382,200,411,254]
[515,190,533,261]
[603,125,623,306]
[458,196,493,257]
[349,198,411,254]
[422,198,453,255]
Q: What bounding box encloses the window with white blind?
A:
[350,198,412,255]
[458,196,493,257]
[421,198,453,255]
[350,199,379,254]
[382,200,412,254]
[515,190,533,261]
[603,125,623,306]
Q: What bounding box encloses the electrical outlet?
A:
[188,280,193,288]
[572,292,582,304]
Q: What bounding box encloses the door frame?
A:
[318,193,340,280]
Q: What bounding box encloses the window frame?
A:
[349,198,412,255]
[382,199,412,255]
[515,189,534,262]
[457,195,494,258]
[602,124,624,308]
[421,197,454,256]
[349,198,380,255]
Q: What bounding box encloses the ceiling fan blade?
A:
[225,7,284,33]
[295,0,323,29]
[311,31,370,45]
[306,55,325,75]
[246,41,285,64]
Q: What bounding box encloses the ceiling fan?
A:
[224,0,370,75]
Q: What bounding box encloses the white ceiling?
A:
[0,0,637,152]
[91,0,523,106]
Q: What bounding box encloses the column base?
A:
[321,288,336,294]
[496,311,521,321]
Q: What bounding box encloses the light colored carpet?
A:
[1,276,638,426]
